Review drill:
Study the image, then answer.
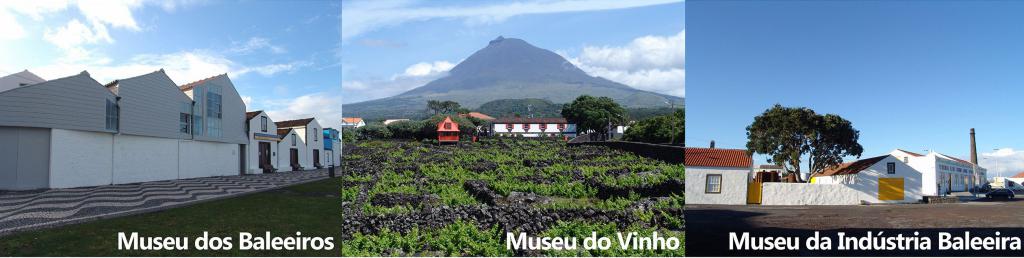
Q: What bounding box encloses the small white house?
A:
[246,111,280,174]
[277,128,306,171]
[341,117,365,128]
[684,147,752,205]
[808,155,923,204]
[276,118,324,170]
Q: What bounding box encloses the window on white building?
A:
[706,174,722,193]
[206,86,223,138]
[314,128,318,142]
[887,162,896,174]
[292,134,296,146]
[261,116,267,132]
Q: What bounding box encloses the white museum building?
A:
[684,147,752,205]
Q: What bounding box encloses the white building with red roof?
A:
[808,154,923,204]
[890,149,987,195]
[684,146,753,205]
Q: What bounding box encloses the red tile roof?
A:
[437,116,459,132]
[460,112,495,121]
[813,155,888,177]
[179,74,226,91]
[276,118,315,128]
[1011,172,1024,178]
[493,117,568,124]
[342,117,363,124]
[684,148,752,168]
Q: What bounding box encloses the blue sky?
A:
[0,0,343,127]
[686,1,1024,178]
[340,0,685,104]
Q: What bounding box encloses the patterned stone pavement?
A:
[0,170,329,236]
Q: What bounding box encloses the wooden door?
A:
[290,149,299,168]
[747,182,762,204]
[258,142,271,168]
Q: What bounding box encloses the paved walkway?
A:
[0,170,329,236]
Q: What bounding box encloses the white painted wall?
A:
[685,166,750,205]
[112,134,179,184]
[761,183,863,205]
[179,140,239,178]
[49,129,113,188]
[277,130,306,172]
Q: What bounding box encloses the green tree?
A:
[622,109,683,145]
[356,124,392,140]
[561,95,626,140]
[386,120,425,139]
[745,104,863,182]
[427,100,443,115]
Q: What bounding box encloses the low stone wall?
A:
[568,141,683,164]
[761,182,864,205]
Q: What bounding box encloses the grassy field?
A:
[341,138,684,256]
[0,177,341,257]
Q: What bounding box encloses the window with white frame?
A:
[705,174,722,193]
[292,134,296,146]
[887,162,896,174]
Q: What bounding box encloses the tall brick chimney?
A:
[970,128,978,165]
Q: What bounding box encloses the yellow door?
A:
[747,182,762,204]
[878,178,904,201]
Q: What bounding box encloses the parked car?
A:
[986,188,1015,200]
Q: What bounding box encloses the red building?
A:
[437,116,460,143]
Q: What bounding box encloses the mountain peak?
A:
[489,36,505,45]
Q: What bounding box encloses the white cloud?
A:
[0,9,26,40]
[342,60,454,103]
[229,37,287,55]
[43,19,113,50]
[75,0,143,31]
[402,61,454,77]
[981,148,1024,178]
[563,30,685,97]
[341,0,683,41]
[32,50,301,85]
[264,93,343,128]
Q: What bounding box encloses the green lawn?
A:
[0,177,341,257]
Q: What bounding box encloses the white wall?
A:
[685,166,749,205]
[50,129,113,188]
[113,134,179,184]
[277,130,305,172]
[304,120,324,168]
[179,140,239,178]
[761,183,863,205]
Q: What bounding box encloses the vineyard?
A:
[340,138,684,256]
